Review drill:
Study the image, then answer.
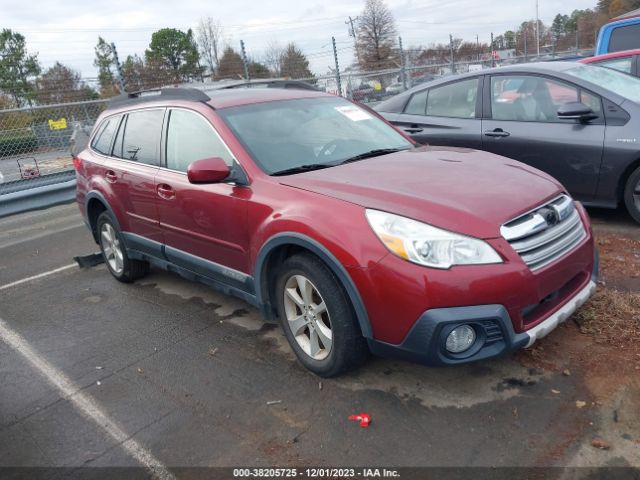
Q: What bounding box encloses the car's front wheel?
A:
[624,166,640,225]
[97,211,149,282]
[275,253,368,377]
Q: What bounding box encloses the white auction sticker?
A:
[335,105,372,122]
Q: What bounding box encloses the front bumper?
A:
[367,251,598,366]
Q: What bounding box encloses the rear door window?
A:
[425,79,478,118]
[91,116,120,155]
[404,90,428,115]
[120,109,165,165]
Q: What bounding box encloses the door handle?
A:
[105,170,117,183]
[156,183,175,200]
[484,129,511,138]
[404,125,423,134]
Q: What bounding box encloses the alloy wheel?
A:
[100,222,124,275]
[283,274,333,361]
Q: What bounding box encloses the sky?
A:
[3,0,598,83]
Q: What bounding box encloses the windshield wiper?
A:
[271,163,333,176]
[337,148,409,165]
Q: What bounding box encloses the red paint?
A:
[580,49,640,63]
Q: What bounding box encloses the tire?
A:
[623,166,640,225]
[275,253,369,377]
[96,211,149,283]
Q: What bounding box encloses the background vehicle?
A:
[76,87,595,377]
[375,62,640,223]
[580,49,640,77]
[595,9,640,54]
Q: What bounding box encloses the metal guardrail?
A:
[0,171,77,218]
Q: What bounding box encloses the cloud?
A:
[4,0,598,80]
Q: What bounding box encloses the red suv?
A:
[75,87,597,377]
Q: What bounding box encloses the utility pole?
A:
[111,42,126,93]
[476,34,480,61]
[332,36,342,97]
[399,36,406,90]
[491,32,496,68]
[524,25,528,61]
[449,34,455,74]
[346,16,359,61]
[575,29,579,54]
[240,40,250,82]
[536,0,540,57]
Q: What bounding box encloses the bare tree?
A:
[263,40,285,77]
[356,0,398,71]
[196,17,223,76]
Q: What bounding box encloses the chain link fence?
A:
[0,46,590,199]
[0,99,106,194]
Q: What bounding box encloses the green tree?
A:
[145,28,202,81]
[216,47,245,79]
[280,43,313,79]
[36,62,97,105]
[121,54,176,91]
[248,60,271,79]
[94,37,119,97]
[599,0,640,16]
[0,29,41,106]
[356,0,398,71]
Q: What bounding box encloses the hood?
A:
[278,146,564,239]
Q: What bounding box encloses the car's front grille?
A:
[501,195,586,271]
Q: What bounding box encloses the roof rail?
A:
[107,87,211,109]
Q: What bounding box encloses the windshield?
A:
[565,65,640,103]
[218,97,413,175]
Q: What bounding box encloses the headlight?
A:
[366,209,502,269]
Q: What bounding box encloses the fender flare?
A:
[254,232,373,339]
[84,191,122,241]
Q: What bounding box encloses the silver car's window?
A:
[404,90,428,115]
[491,75,601,123]
[426,79,478,118]
[566,65,640,103]
[594,56,633,74]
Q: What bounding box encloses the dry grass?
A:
[573,288,640,345]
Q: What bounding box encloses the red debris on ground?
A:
[348,413,372,428]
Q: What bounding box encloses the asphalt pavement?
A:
[0,203,638,477]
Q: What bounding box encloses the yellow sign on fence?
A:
[48,118,68,130]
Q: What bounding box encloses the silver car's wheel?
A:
[283,274,332,361]
[624,166,640,225]
[100,222,124,275]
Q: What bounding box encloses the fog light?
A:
[446,325,476,353]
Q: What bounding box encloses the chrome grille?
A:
[501,195,586,271]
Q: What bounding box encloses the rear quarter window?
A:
[91,116,120,155]
[609,24,640,52]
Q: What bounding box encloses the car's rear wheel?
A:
[97,212,149,282]
[275,253,368,377]
[623,166,640,224]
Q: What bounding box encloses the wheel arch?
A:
[255,233,373,339]
[619,157,640,203]
[85,191,121,243]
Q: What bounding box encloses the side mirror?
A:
[187,157,230,184]
[557,102,599,122]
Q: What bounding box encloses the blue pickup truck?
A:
[595,10,640,55]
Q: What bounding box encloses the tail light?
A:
[72,157,82,171]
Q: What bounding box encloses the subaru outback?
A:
[75,87,597,377]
